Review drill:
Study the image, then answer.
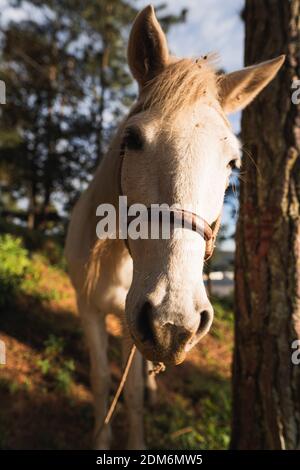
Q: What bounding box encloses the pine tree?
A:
[232,0,300,449]
[0,1,185,232]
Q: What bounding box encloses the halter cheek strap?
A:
[118,138,221,261]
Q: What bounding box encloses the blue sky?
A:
[0,0,244,136]
[0,0,244,249]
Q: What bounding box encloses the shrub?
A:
[54,360,75,393]
[0,234,30,306]
[36,335,75,394]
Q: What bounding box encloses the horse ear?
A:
[218,55,285,114]
[127,5,169,88]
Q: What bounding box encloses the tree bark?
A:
[232,0,300,449]
[27,158,37,231]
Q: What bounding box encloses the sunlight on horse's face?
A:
[118,4,284,365]
[122,100,240,364]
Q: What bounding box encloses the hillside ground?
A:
[0,233,233,450]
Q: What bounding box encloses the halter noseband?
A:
[118,137,221,261]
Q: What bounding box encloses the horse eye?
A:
[227,159,238,170]
[124,126,143,151]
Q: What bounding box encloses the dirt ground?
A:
[0,261,233,450]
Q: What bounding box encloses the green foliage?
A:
[0,219,62,254]
[0,0,138,230]
[213,296,234,325]
[54,360,75,393]
[145,377,231,450]
[0,1,186,232]
[36,358,51,375]
[0,234,30,277]
[0,376,30,396]
[21,271,61,302]
[0,234,30,306]
[36,334,75,394]
[0,233,63,306]
[44,334,65,357]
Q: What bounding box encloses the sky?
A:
[0,0,245,136]
[0,0,245,249]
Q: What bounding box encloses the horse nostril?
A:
[197,308,213,337]
[136,301,156,344]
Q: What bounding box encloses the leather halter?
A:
[118,137,221,261]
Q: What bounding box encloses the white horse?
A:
[65,5,284,450]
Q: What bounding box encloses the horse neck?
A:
[90,124,125,210]
[83,119,129,254]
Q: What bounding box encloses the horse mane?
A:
[84,239,107,299]
[141,55,219,118]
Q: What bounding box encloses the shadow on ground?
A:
[0,290,232,450]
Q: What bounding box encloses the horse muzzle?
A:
[128,298,214,365]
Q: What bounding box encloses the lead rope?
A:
[94,344,165,442]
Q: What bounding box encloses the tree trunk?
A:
[27,167,37,231]
[94,46,109,168]
[231,0,300,450]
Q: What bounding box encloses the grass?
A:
[0,230,234,450]
[35,334,76,394]
[144,333,232,450]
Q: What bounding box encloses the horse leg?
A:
[122,335,145,450]
[78,296,111,450]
